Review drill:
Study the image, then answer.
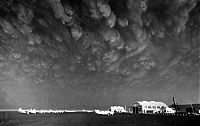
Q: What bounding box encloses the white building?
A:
[165,107,176,113]
[108,106,127,113]
[130,101,174,114]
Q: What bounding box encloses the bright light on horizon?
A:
[17,108,94,114]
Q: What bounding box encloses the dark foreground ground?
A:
[0,112,199,126]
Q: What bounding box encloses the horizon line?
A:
[0,109,18,112]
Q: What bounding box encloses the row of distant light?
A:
[18,108,94,114]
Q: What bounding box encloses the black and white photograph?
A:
[0,0,199,125]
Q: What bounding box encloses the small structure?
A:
[129,101,173,114]
[108,106,127,113]
[165,107,176,113]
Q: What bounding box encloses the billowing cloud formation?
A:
[0,0,199,109]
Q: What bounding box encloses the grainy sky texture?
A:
[0,0,199,109]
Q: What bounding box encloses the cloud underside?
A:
[0,0,199,109]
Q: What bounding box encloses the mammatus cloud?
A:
[0,0,199,109]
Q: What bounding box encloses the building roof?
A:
[110,106,125,109]
[135,101,168,108]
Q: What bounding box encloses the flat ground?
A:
[0,112,199,126]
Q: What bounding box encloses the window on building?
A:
[145,106,147,108]
[157,106,160,108]
[153,106,156,108]
[148,106,151,108]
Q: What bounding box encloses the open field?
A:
[0,112,199,126]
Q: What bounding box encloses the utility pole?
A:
[191,104,194,114]
[173,97,177,112]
